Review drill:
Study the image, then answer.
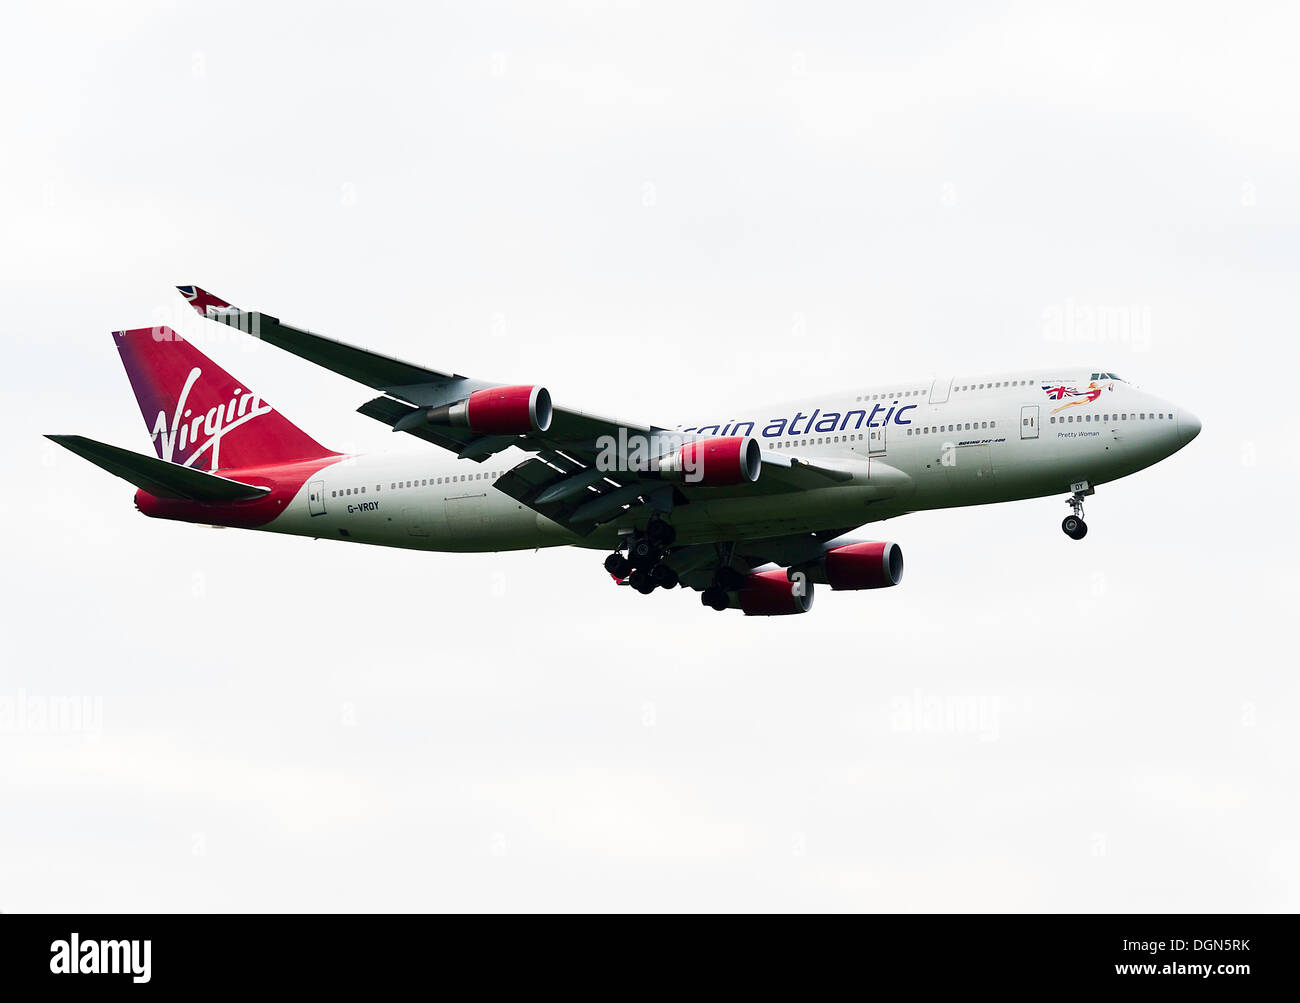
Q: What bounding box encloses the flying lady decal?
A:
[1042,380,1112,414]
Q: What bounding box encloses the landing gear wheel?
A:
[1063,483,1093,540]
[650,565,679,589]
[715,567,745,591]
[646,520,676,548]
[629,538,658,566]
[701,586,728,611]
[604,553,631,578]
[629,568,656,594]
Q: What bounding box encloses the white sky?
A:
[2,0,1297,911]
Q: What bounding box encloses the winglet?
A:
[176,285,233,317]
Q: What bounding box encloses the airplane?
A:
[47,285,1201,615]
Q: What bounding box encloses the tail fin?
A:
[114,327,335,471]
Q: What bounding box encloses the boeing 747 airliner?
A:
[48,285,1200,615]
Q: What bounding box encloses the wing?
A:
[177,286,905,535]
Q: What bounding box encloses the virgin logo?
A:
[151,366,272,470]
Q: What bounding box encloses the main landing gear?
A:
[1062,482,1093,540]
[701,567,744,612]
[605,520,678,595]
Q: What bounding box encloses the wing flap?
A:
[492,457,649,536]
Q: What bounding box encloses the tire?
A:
[650,565,678,589]
[1062,516,1087,540]
[629,569,655,593]
[715,567,745,591]
[604,553,631,577]
[701,586,728,611]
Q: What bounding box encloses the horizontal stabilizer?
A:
[46,435,271,502]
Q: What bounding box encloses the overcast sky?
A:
[2,0,1297,911]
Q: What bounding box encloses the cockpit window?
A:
[1090,372,1126,382]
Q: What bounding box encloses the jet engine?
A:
[732,568,814,615]
[425,385,552,435]
[658,436,761,486]
[803,541,903,590]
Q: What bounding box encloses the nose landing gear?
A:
[1062,481,1093,540]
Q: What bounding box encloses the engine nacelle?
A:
[732,568,814,616]
[658,436,761,486]
[805,541,903,591]
[426,385,552,435]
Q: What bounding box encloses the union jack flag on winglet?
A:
[176,285,233,317]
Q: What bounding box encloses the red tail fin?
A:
[114,327,335,471]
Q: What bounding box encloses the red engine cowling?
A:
[426,385,553,434]
[733,569,814,616]
[465,385,552,434]
[658,436,761,486]
[814,541,904,590]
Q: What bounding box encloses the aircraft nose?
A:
[1178,409,1202,447]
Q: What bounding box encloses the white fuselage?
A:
[246,369,1196,552]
